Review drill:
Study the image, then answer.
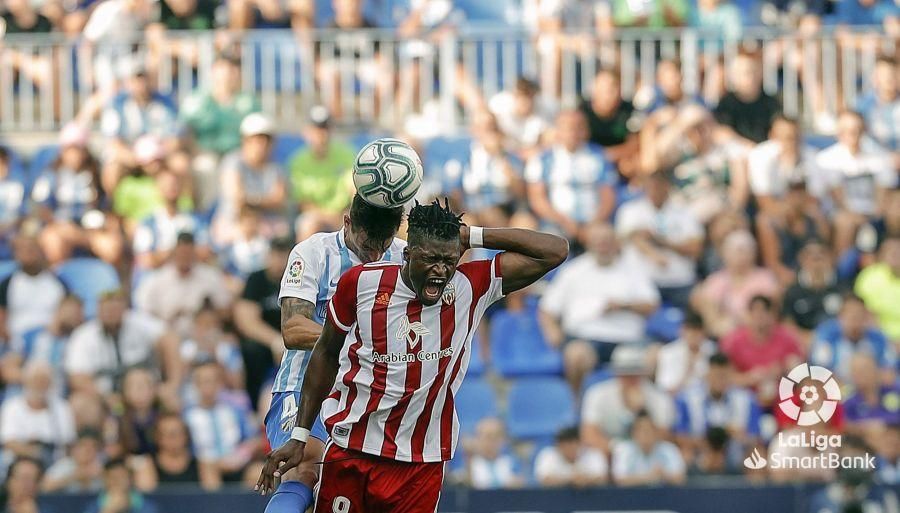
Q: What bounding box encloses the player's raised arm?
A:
[278,241,326,350]
[461,225,569,294]
[279,298,321,350]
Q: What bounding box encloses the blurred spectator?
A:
[714,51,782,145]
[578,69,639,173]
[70,391,113,440]
[782,240,845,335]
[692,230,780,337]
[153,0,218,30]
[0,362,75,463]
[539,223,659,390]
[66,290,176,395]
[844,353,900,446]
[720,295,803,403]
[807,437,895,513]
[83,0,152,46]
[615,172,703,308]
[213,113,287,246]
[855,236,900,340]
[816,111,896,255]
[747,115,824,215]
[110,136,169,226]
[466,418,524,490]
[690,427,734,476]
[0,0,54,90]
[2,0,52,33]
[655,310,716,394]
[178,306,244,391]
[526,110,617,241]
[0,148,26,259]
[674,353,762,470]
[117,367,161,457]
[132,170,210,271]
[183,362,258,481]
[0,234,66,342]
[133,413,219,491]
[43,429,105,493]
[608,0,688,27]
[288,106,355,240]
[82,458,158,513]
[691,0,743,39]
[218,206,270,282]
[581,346,675,452]
[2,457,48,513]
[756,180,830,285]
[856,188,900,267]
[759,0,829,28]
[32,123,123,266]
[233,237,292,406]
[809,293,893,384]
[637,59,703,114]
[228,0,306,29]
[877,424,900,484]
[612,410,687,486]
[700,208,752,276]
[488,78,552,157]
[443,111,526,228]
[856,56,900,153]
[134,233,230,338]
[534,426,608,487]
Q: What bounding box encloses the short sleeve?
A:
[279,240,322,305]
[747,144,774,196]
[524,153,546,184]
[457,255,504,308]
[65,326,95,374]
[326,267,362,334]
[615,202,651,238]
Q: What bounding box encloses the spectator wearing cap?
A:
[66,290,178,395]
[578,69,640,174]
[720,295,803,403]
[714,51,782,146]
[674,353,762,471]
[843,353,900,447]
[782,240,846,336]
[581,346,675,453]
[465,418,525,490]
[488,78,553,158]
[856,56,900,154]
[3,457,49,513]
[534,426,608,487]
[616,172,703,309]
[612,411,686,486]
[526,111,618,241]
[233,237,293,406]
[0,233,66,343]
[816,111,896,256]
[31,123,124,266]
[855,236,900,340]
[288,106,356,241]
[213,113,287,246]
[82,458,159,513]
[692,230,780,337]
[655,310,716,394]
[43,429,105,493]
[856,189,900,269]
[135,233,231,338]
[539,223,659,392]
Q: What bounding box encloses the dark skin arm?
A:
[280,297,321,350]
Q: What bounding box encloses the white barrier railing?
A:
[0,27,893,133]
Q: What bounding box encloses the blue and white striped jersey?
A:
[273,229,406,393]
[525,144,617,223]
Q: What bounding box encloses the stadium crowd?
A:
[0,0,899,511]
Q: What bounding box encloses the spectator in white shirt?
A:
[466,418,525,490]
[43,429,105,493]
[534,426,608,487]
[612,410,687,486]
[816,110,897,255]
[66,289,179,395]
[655,311,716,394]
[616,172,704,308]
[135,232,232,338]
[581,346,676,453]
[488,78,553,158]
[0,361,75,462]
[748,115,824,215]
[539,222,660,392]
[0,233,66,342]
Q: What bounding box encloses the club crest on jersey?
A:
[441,283,456,305]
[286,259,304,284]
[396,316,431,349]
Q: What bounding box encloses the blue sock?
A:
[265,481,314,513]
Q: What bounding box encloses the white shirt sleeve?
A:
[538,264,573,317]
[278,239,323,304]
[581,449,609,478]
[534,447,565,482]
[747,142,776,196]
[524,154,545,184]
[615,201,651,238]
[0,399,20,443]
[65,325,97,375]
[82,1,118,42]
[54,400,77,445]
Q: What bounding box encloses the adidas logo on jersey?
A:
[375,292,391,306]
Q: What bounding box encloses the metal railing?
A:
[0,27,895,133]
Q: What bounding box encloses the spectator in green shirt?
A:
[611,0,688,28]
[288,106,356,240]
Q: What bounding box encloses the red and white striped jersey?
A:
[321,255,504,463]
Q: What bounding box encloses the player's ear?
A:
[343,214,351,231]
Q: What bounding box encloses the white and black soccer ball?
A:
[352,138,424,208]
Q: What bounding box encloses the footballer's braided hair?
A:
[407,198,464,245]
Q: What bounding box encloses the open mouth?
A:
[422,277,446,301]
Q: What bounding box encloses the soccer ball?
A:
[352,138,424,208]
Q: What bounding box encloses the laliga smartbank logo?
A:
[743,363,875,471]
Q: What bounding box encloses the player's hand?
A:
[255,439,306,495]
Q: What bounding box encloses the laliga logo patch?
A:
[286,259,304,284]
[396,316,431,349]
[777,363,841,426]
[442,283,456,305]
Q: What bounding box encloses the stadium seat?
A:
[350,131,391,151]
[56,258,120,318]
[455,377,498,437]
[645,304,684,343]
[271,134,306,166]
[489,308,563,377]
[505,377,576,441]
[804,135,837,150]
[581,368,613,397]
[0,261,17,282]
[28,144,60,179]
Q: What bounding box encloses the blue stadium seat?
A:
[271,134,306,166]
[645,304,684,343]
[0,261,17,282]
[350,132,391,151]
[805,135,836,150]
[455,377,498,437]
[29,144,60,179]
[506,377,576,441]
[489,308,563,377]
[56,258,120,318]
